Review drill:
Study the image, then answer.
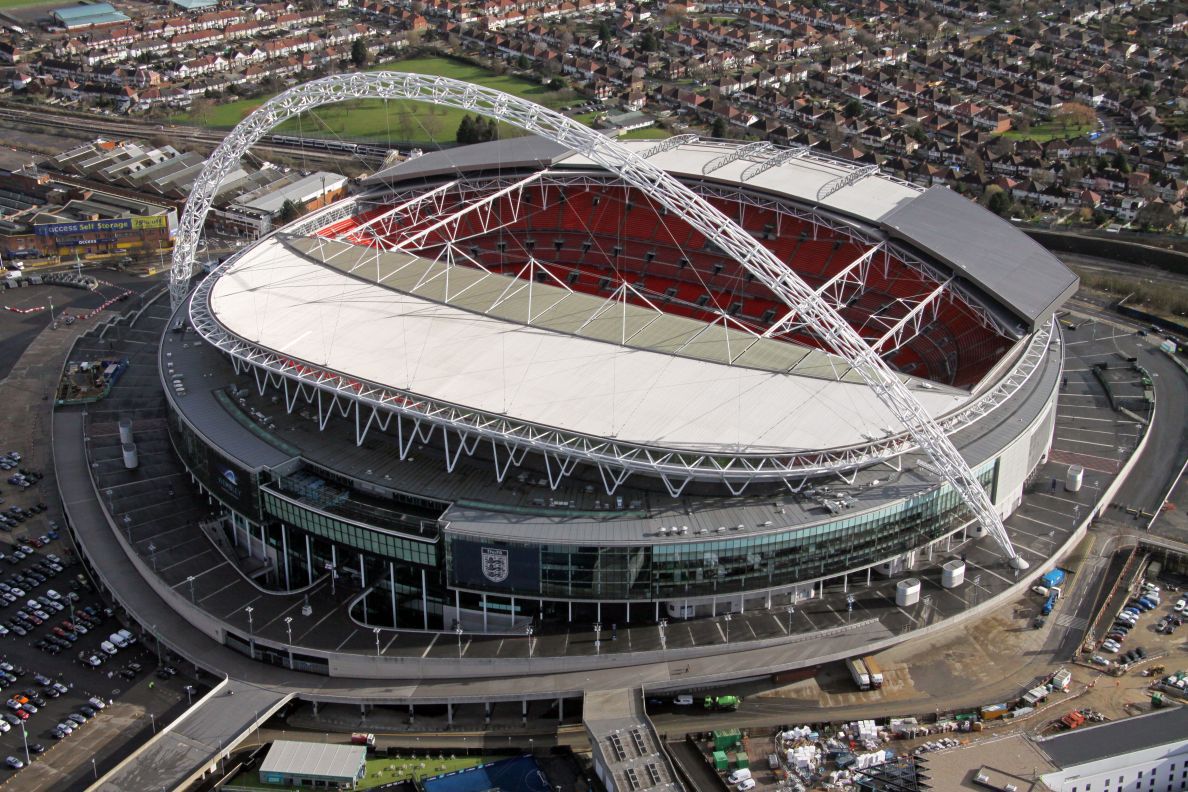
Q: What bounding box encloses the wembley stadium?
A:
[164,121,1077,634]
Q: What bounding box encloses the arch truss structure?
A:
[169,72,1028,569]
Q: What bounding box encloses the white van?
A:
[728,768,753,784]
[108,633,128,649]
[99,641,118,656]
[736,779,757,791]
[116,628,136,645]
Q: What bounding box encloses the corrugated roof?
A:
[880,187,1078,330]
[1035,706,1188,769]
[259,740,365,781]
[364,136,572,185]
[53,3,128,24]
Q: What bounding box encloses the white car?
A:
[1101,640,1121,653]
[672,695,694,706]
[55,722,73,735]
[1175,598,1186,613]
[87,697,105,710]
[99,642,118,656]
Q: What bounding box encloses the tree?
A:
[598,20,613,42]
[986,187,1013,217]
[278,199,303,224]
[711,116,727,138]
[457,114,476,144]
[351,39,368,68]
[1135,201,1177,231]
[844,99,863,119]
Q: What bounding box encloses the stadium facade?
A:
[165,132,1076,634]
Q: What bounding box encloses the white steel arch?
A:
[169,72,1027,570]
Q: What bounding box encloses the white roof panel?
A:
[208,239,967,453]
[556,140,922,223]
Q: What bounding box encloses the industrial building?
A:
[258,740,367,789]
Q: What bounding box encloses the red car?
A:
[13,709,27,721]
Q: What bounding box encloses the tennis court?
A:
[421,755,552,792]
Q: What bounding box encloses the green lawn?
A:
[1000,120,1094,142]
[0,0,61,8]
[176,56,577,144]
[225,754,492,791]
[619,126,671,140]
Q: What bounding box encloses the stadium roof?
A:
[1034,705,1188,769]
[53,3,128,27]
[880,187,1078,329]
[259,740,365,782]
[365,136,572,184]
[209,237,964,454]
[366,137,1075,329]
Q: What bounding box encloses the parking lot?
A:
[0,442,179,785]
[0,532,165,773]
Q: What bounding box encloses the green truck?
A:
[704,695,741,711]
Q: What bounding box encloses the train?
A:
[267,134,396,159]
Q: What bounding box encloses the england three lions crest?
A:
[481,547,509,583]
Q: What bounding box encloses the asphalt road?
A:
[0,269,163,382]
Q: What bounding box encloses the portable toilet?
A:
[1065,465,1084,492]
[896,578,921,607]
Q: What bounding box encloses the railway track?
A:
[0,104,390,169]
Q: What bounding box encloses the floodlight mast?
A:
[168,72,1027,571]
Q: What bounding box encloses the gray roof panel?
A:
[1035,706,1188,768]
[879,187,1078,329]
[364,136,573,186]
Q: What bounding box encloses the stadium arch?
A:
[167,72,1029,570]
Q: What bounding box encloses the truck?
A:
[846,657,871,691]
[1042,592,1059,616]
[350,733,375,749]
[704,695,741,711]
[861,656,884,689]
[1040,569,1067,589]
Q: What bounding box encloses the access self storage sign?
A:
[35,215,167,236]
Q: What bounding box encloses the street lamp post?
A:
[723,612,732,644]
[147,542,157,573]
[149,713,156,734]
[455,625,464,660]
[658,619,667,651]
[284,616,294,669]
[187,575,196,603]
[373,626,381,657]
[19,722,28,765]
[593,622,602,655]
[245,606,255,656]
[122,514,132,543]
[184,685,194,707]
[525,624,534,657]
[786,605,795,633]
[846,594,855,621]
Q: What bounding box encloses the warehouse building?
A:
[258,740,366,789]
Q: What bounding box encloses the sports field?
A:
[176,56,575,144]
[619,127,671,140]
[0,0,60,9]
